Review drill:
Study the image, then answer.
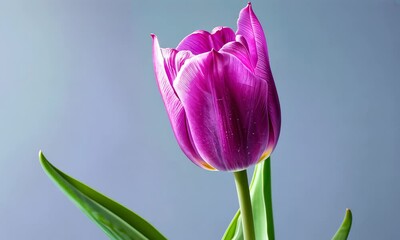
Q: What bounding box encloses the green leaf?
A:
[222,157,275,240]
[39,151,167,240]
[332,209,352,240]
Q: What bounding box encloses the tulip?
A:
[151,3,280,172]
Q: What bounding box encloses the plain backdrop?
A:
[1,0,399,239]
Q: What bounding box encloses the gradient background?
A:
[1,0,399,239]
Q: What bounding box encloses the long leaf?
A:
[39,151,167,240]
[222,157,274,240]
[332,209,352,240]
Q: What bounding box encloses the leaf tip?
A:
[345,208,352,220]
[39,150,46,164]
[38,150,53,175]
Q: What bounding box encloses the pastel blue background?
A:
[1,0,399,239]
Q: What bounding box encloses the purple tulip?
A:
[151,3,280,171]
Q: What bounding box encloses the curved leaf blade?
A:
[223,211,241,240]
[222,157,274,240]
[332,209,352,240]
[39,151,167,240]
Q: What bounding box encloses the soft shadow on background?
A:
[1,0,399,239]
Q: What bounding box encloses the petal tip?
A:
[245,2,252,9]
[150,33,157,40]
[245,2,254,13]
[247,2,254,11]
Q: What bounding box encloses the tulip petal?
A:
[219,40,254,72]
[263,81,280,160]
[237,3,281,155]
[176,27,235,54]
[176,30,212,55]
[161,48,193,85]
[151,34,215,170]
[174,50,269,171]
[235,34,250,53]
[237,3,270,74]
[210,26,236,50]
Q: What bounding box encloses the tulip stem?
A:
[233,169,255,240]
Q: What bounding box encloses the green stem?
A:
[233,169,255,240]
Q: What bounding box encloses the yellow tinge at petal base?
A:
[258,147,273,164]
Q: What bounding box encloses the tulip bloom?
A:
[152,3,280,171]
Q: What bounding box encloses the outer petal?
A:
[174,50,269,171]
[151,34,215,170]
[176,27,235,54]
[237,3,281,157]
[237,3,270,72]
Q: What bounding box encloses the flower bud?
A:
[151,3,280,171]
